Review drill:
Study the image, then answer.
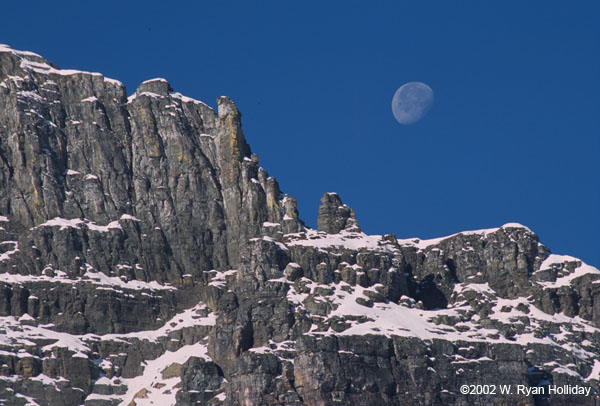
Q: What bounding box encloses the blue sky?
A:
[2,1,599,266]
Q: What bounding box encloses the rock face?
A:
[0,44,599,406]
[317,192,361,234]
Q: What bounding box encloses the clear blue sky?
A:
[2,1,599,266]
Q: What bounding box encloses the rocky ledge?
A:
[0,45,598,405]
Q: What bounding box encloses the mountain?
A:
[0,44,598,406]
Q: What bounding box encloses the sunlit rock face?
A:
[0,45,599,406]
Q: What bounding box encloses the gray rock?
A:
[0,45,598,406]
[317,192,361,233]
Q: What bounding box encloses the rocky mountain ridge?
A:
[0,44,599,406]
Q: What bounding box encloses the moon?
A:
[392,82,434,125]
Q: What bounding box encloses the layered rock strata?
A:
[0,45,598,406]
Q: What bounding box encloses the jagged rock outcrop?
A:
[317,192,361,234]
[0,45,599,406]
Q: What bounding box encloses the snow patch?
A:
[208,270,238,289]
[17,91,44,102]
[83,268,175,291]
[18,313,35,322]
[170,92,211,107]
[286,229,394,252]
[537,255,600,288]
[0,241,19,262]
[141,78,168,85]
[33,216,141,233]
[585,359,600,382]
[409,223,532,250]
[0,266,175,292]
[19,58,105,79]
[119,341,211,406]
[120,214,141,221]
[103,77,123,86]
[137,91,164,98]
[33,217,84,230]
[262,235,288,251]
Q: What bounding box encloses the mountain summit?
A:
[0,45,599,405]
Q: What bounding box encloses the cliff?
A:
[0,44,598,406]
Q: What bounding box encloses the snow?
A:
[170,92,211,107]
[119,341,211,406]
[0,215,9,222]
[28,374,68,387]
[285,224,531,253]
[93,376,115,386]
[489,296,597,334]
[33,217,84,230]
[17,91,44,102]
[539,254,580,268]
[451,356,493,364]
[33,216,142,233]
[585,359,600,382]
[0,241,19,262]
[501,222,532,231]
[261,235,288,251]
[63,169,80,176]
[137,91,164,98]
[0,265,175,291]
[18,314,35,322]
[141,78,168,84]
[552,366,582,378]
[0,271,65,285]
[453,283,495,296]
[409,223,532,250]
[294,280,499,342]
[120,214,141,221]
[263,222,280,227]
[103,77,123,86]
[85,221,122,232]
[86,393,121,402]
[208,270,238,288]
[286,229,395,252]
[19,58,105,78]
[14,393,40,406]
[93,302,215,343]
[0,314,90,353]
[284,273,600,364]
[413,227,497,249]
[81,96,98,102]
[85,174,99,180]
[537,254,600,288]
[83,268,176,291]
[1,301,213,364]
